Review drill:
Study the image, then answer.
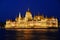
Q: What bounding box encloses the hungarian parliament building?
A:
[5,9,58,28]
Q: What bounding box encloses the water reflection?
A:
[0,29,58,40]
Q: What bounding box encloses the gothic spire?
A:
[19,12,21,18]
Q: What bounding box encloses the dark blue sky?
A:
[0,0,60,22]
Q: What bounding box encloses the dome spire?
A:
[27,8,30,11]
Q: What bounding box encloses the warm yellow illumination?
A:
[5,9,58,28]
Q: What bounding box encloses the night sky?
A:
[0,0,60,22]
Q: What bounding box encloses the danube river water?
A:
[0,28,59,40]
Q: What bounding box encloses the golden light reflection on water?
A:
[12,29,58,40]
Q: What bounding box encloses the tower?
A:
[25,8,32,21]
[15,12,21,22]
[18,12,21,19]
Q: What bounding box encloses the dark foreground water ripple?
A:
[0,28,59,40]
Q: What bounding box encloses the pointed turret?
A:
[19,12,21,18]
[15,12,21,22]
[17,12,21,22]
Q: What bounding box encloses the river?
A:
[0,28,59,40]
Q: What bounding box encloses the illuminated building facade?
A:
[5,9,58,28]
